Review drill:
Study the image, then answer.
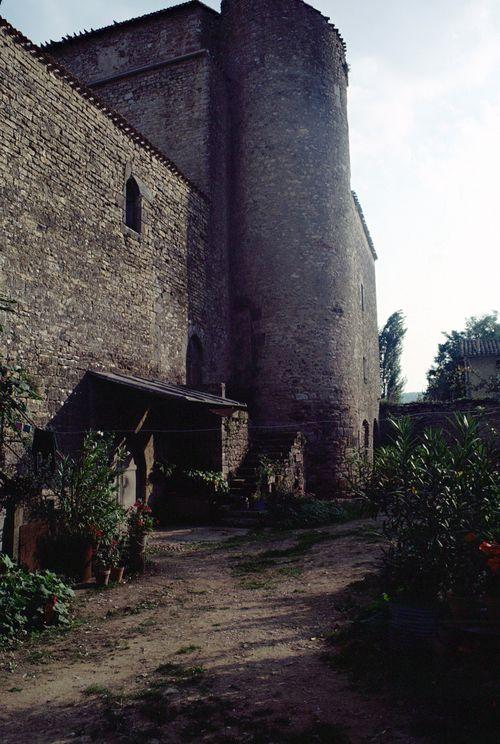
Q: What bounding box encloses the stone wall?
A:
[222,410,249,478]
[47,2,231,387]
[380,400,500,445]
[221,0,379,493]
[465,357,499,399]
[1,0,381,500]
[0,21,208,430]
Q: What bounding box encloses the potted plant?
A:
[93,541,112,587]
[34,432,126,582]
[127,501,154,573]
[110,533,127,584]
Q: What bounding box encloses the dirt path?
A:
[0,520,422,743]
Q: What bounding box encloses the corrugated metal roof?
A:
[461,339,500,358]
[90,370,246,409]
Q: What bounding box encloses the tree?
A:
[425,311,499,401]
[379,310,407,403]
[0,298,39,470]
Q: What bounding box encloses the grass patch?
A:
[176,644,202,655]
[105,599,160,620]
[240,577,275,591]
[156,662,205,682]
[260,530,334,560]
[233,557,277,575]
[26,649,53,665]
[83,684,112,697]
[278,565,303,578]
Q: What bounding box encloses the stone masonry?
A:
[1,0,380,496]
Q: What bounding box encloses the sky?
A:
[2,0,499,391]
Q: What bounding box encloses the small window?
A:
[360,283,365,311]
[125,176,141,233]
[362,420,370,451]
[363,356,368,384]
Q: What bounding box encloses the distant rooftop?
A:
[43,1,217,50]
[461,339,500,358]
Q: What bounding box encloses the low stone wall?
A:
[380,399,499,445]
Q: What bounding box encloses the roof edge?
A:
[90,370,247,409]
[42,1,219,51]
[0,16,208,201]
[352,191,377,260]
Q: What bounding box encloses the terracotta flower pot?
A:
[129,534,148,573]
[95,568,111,587]
[67,539,93,583]
[110,566,125,584]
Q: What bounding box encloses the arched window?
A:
[125,176,141,233]
[362,420,370,451]
[186,335,203,388]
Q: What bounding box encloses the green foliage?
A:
[153,460,229,499]
[0,560,74,645]
[183,468,229,497]
[267,495,347,529]
[127,501,154,538]
[425,311,500,401]
[379,310,407,403]
[36,432,126,544]
[0,362,40,467]
[369,415,499,600]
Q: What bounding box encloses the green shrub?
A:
[267,495,347,529]
[369,415,499,601]
[35,431,126,546]
[0,557,74,645]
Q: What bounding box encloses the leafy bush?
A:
[0,556,74,645]
[183,469,229,498]
[36,432,126,545]
[369,415,499,601]
[267,495,347,529]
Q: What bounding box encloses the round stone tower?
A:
[222,0,371,493]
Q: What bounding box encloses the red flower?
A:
[52,595,58,605]
[479,541,500,557]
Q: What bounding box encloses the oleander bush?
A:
[369,414,499,602]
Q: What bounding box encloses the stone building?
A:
[461,340,500,400]
[0,0,379,508]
